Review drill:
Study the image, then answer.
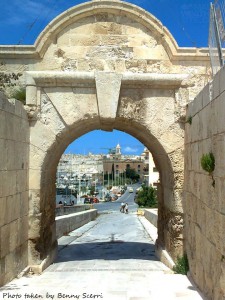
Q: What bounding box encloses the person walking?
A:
[124,203,128,214]
[120,201,125,213]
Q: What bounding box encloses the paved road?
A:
[0,188,204,300]
[93,185,139,213]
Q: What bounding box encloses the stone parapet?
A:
[56,209,98,239]
[144,208,158,227]
[55,204,91,217]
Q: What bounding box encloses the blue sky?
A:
[65,130,145,155]
[1,0,212,155]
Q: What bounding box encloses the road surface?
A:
[0,185,204,300]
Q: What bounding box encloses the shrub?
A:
[0,72,22,89]
[201,152,215,173]
[173,254,189,275]
[135,185,157,208]
[10,87,26,104]
[186,116,192,125]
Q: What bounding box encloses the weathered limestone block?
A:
[43,87,98,127]
[14,141,29,171]
[160,130,183,153]
[40,92,67,133]
[214,94,225,134]
[199,105,211,140]
[0,197,6,227]
[17,216,28,247]
[29,145,46,170]
[0,110,6,139]
[173,171,184,190]
[2,171,17,197]
[0,225,10,258]
[163,210,184,260]
[215,178,225,215]
[26,85,37,106]
[20,191,29,217]
[28,190,41,216]
[9,220,19,252]
[191,114,202,143]
[28,214,42,240]
[29,169,43,191]
[0,140,7,171]
[190,142,199,172]
[164,187,183,213]
[67,34,102,47]
[16,170,28,193]
[95,71,122,129]
[29,121,61,153]
[5,195,20,224]
[168,148,184,173]
[213,133,225,178]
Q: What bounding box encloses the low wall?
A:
[144,208,175,269]
[184,66,225,299]
[144,208,158,227]
[55,204,91,217]
[0,93,29,286]
[56,209,98,239]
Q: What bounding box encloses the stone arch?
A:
[34,0,179,60]
[0,0,213,287]
[30,118,176,268]
[27,69,185,270]
[19,0,202,273]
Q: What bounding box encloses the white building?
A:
[141,148,159,187]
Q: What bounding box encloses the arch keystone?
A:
[95,71,122,131]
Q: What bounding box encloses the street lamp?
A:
[78,161,84,204]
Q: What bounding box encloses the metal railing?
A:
[209,1,225,75]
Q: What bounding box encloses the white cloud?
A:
[2,0,57,26]
[124,146,138,153]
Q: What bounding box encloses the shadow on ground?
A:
[56,241,158,262]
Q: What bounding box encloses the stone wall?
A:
[184,66,225,300]
[144,208,158,227]
[0,93,30,286]
[55,204,91,217]
[56,209,97,239]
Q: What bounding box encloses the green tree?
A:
[89,186,95,196]
[125,167,140,183]
[0,72,22,90]
[135,185,157,208]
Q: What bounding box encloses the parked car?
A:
[105,195,112,202]
[84,197,95,204]
[93,197,99,203]
[111,194,118,201]
[84,197,91,204]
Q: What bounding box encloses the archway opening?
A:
[29,119,180,272]
[54,129,162,267]
[55,129,159,207]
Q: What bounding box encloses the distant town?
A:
[56,144,159,204]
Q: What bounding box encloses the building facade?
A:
[57,145,159,187]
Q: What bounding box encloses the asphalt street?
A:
[93,185,139,213]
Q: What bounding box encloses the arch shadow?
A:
[56,241,158,263]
